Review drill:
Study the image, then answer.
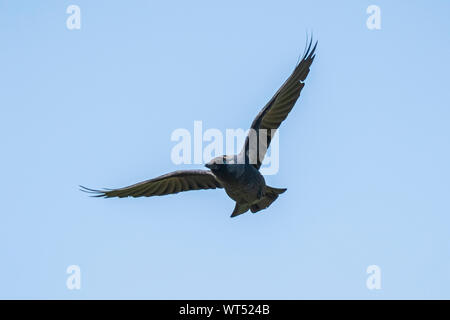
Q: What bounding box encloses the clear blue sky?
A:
[1,0,449,299]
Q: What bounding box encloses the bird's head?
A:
[205,155,246,179]
[205,154,245,169]
[205,155,228,171]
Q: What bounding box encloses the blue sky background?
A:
[1,0,449,299]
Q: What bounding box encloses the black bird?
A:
[81,38,317,218]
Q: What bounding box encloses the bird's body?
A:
[221,165,265,206]
[209,156,265,206]
[204,155,287,217]
[81,37,317,218]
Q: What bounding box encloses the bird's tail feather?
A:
[250,186,287,213]
[231,203,250,218]
[230,186,286,218]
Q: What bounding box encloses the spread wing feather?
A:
[80,170,222,198]
[240,36,317,169]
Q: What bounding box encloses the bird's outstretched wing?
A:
[239,36,317,169]
[80,170,222,198]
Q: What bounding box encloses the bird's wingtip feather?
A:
[79,185,108,197]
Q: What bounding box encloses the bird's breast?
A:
[218,165,265,204]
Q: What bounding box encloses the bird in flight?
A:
[81,37,317,218]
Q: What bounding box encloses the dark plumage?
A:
[81,37,317,218]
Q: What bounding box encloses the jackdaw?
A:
[81,37,317,218]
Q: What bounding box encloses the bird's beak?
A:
[205,163,212,169]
